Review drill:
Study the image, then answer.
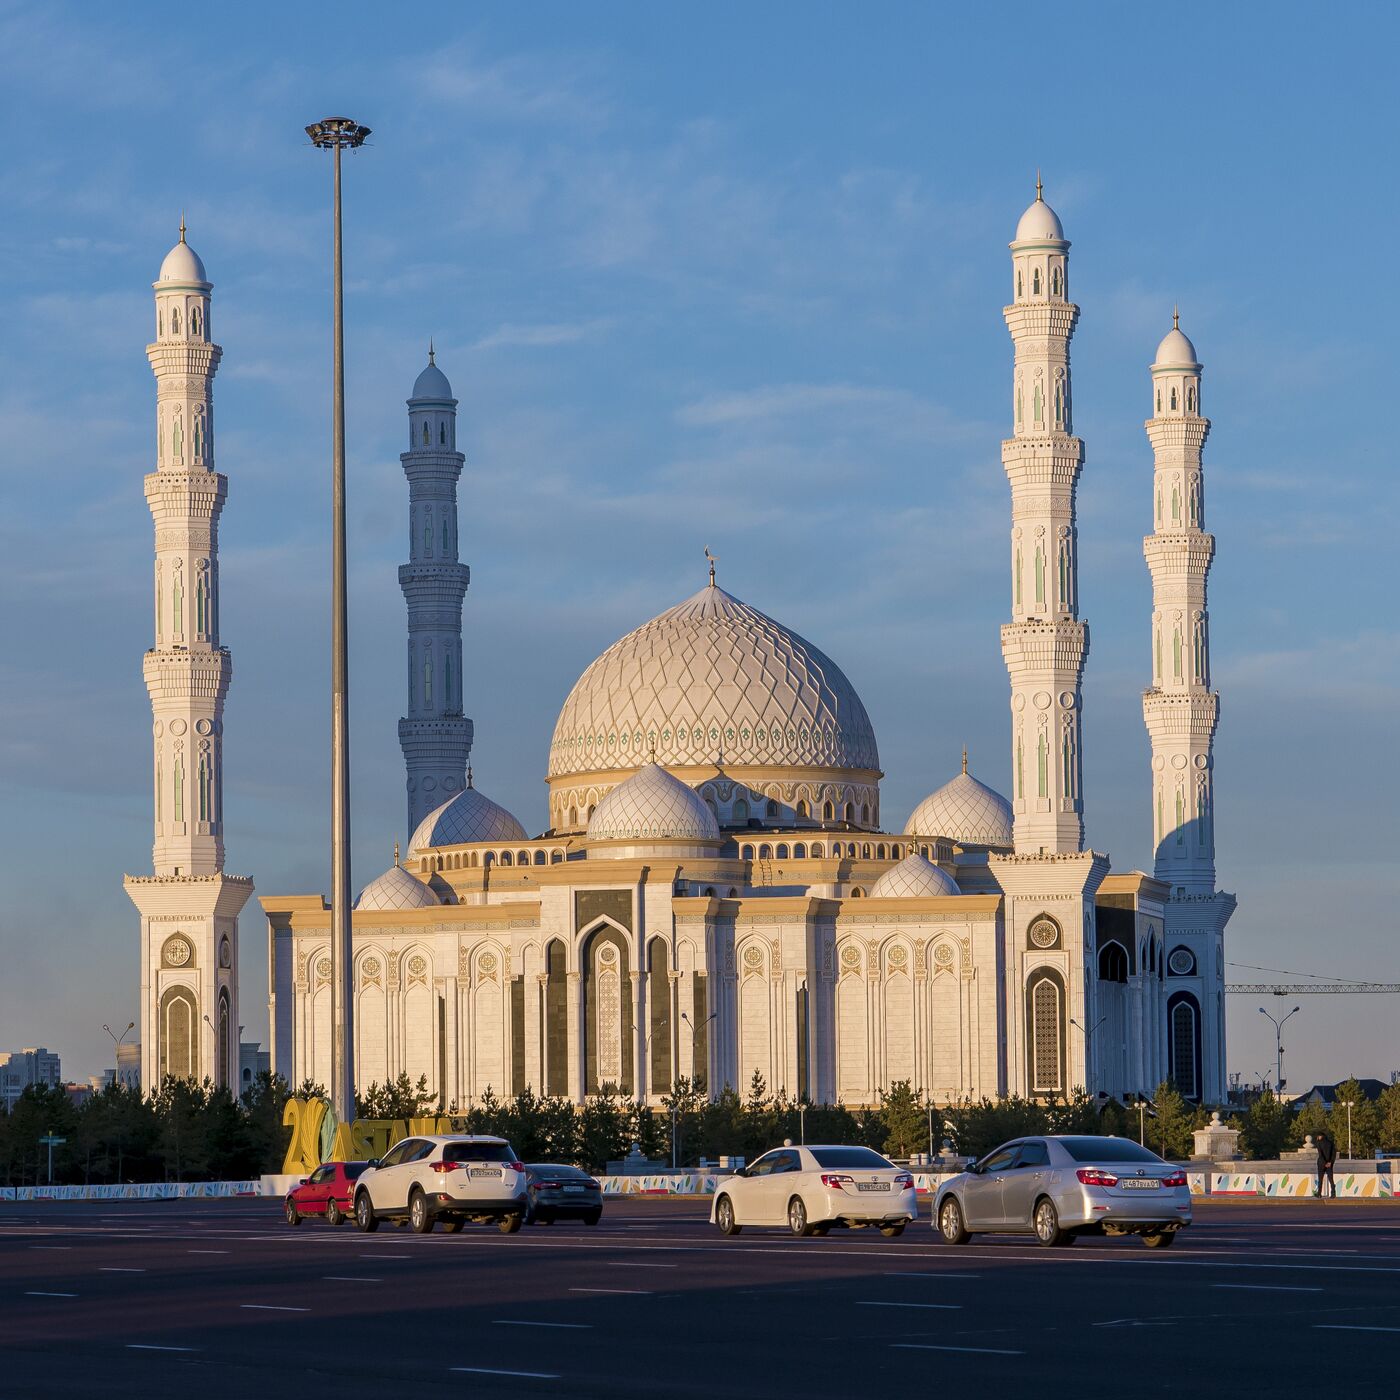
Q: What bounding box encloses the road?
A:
[2,1195,1398,1397]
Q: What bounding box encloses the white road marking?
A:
[127,1344,200,1352]
[100,1267,146,1273]
[452,1367,560,1379]
[323,1276,381,1282]
[887,1271,980,1280]
[188,1250,229,1255]
[569,1287,653,1295]
[605,1261,677,1269]
[363,1252,411,1258]
[893,1343,1024,1356]
[25,1291,78,1298]
[858,1300,962,1311]
[1314,1324,1400,1333]
[29,1246,73,1251]
[494,1320,593,1330]
[240,1303,309,1312]
[1213,1283,1323,1293]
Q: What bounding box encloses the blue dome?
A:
[411,359,453,402]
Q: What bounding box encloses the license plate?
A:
[856,1182,891,1193]
[468,1167,501,1178]
[1120,1178,1160,1190]
[564,1184,585,1193]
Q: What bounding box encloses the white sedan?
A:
[711,1144,917,1237]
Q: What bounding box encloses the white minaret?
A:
[398,348,472,835]
[1000,178,1088,854]
[126,222,252,1092]
[1142,313,1235,1100]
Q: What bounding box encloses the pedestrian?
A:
[1315,1127,1337,1199]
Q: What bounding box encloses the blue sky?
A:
[1,1,1396,1092]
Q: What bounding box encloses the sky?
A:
[0,1,1396,1093]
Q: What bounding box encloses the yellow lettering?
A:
[281,1098,328,1175]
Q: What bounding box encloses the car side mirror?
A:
[298,1178,307,1186]
[366,1159,380,1169]
[734,1166,749,1178]
[969,1162,984,1176]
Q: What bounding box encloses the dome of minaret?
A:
[410,775,527,851]
[410,347,454,402]
[355,861,441,911]
[1014,177,1064,242]
[905,756,1013,848]
[158,219,208,283]
[1154,315,1199,368]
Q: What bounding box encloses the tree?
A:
[1147,1081,1196,1162]
[356,1073,435,1121]
[1239,1090,1292,1161]
[1377,1084,1400,1156]
[1330,1078,1380,1159]
[879,1080,927,1160]
[577,1085,631,1173]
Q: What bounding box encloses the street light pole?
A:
[306,116,370,1128]
[1257,1005,1301,1095]
[1340,1099,1354,1160]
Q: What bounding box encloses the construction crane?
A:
[1226,983,1400,994]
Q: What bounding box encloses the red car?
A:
[285,1161,370,1226]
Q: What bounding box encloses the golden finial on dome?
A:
[648,736,657,762]
[428,338,436,366]
[1035,170,1043,202]
[962,746,968,775]
[394,841,400,867]
[466,764,474,789]
[704,546,718,586]
[1173,305,1180,331]
[179,211,187,243]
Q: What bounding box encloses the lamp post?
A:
[679,1010,716,1088]
[1258,1005,1300,1095]
[1070,1015,1107,1090]
[103,1022,135,1087]
[306,116,370,1127]
[1339,1099,1354,1160]
[799,1101,808,1145]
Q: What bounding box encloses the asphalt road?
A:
[2,1195,1398,1398]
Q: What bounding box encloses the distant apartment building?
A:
[0,1048,62,1110]
[238,1041,270,1096]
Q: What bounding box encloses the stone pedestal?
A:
[1192,1110,1241,1161]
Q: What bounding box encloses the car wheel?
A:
[284,1198,300,1227]
[442,1219,463,1234]
[355,1191,379,1233]
[325,1198,343,1227]
[409,1190,435,1234]
[880,1222,906,1238]
[788,1196,817,1237]
[1033,1197,1068,1248]
[937,1197,971,1245]
[583,1209,602,1227]
[499,1212,524,1235]
[715,1194,742,1236]
[1143,1231,1176,1249]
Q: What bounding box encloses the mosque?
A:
[126,185,1236,1112]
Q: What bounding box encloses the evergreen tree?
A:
[1329,1078,1380,1159]
[1239,1090,1292,1160]
[879,1080,927,1159]
[1147,1080,1196,1161]
[1377,1083,1400,1156]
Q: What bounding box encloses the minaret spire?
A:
[1142,314,1235,1102]
[1000,181,1088,853]
[125,225,252,1094]
[398,350,473,834]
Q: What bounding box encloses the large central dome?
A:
[547,582,880,832]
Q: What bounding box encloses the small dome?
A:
[158,231,207,284]
[587,762,720,842]
[906,765,1013,848]
[355,863,440,912]
[410,356,454,402]
[411,780,527,851]
[1014,192,1064,243]
[1154,324,1199,368]
[871,851,960,899]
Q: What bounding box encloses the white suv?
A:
[353,1135,529,1235]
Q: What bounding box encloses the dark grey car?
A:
[523,1164,604,1225]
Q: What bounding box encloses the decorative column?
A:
[126,222,252,1092]
[1142,314,1235,1101]
[1000,179,1089,854]
[398,348,473,836]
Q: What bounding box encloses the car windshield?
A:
[808,1147,893,1170]
[442,1141,515,1164]
[342,1162,369,1180]
[526,1164,589,1177]
[1058,1137,1167,1165]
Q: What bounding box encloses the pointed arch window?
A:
[1169,994,1201,1099]
[192,305,202,337]
[1032,267,1041,295]
[422,421,430,446]
[1173,628,1182,680]
[444,654,453,708]
[1016,733,1025,799]
[1156,389,1162,414]
[423,517,432,556]
[1037,727,1048,798]
[1175,787,1185,844]
[1016,270,1023,297]
[439,421,446,445]
[1186,385,1196,412]
[173,755,185,823]
[1170,386,1178,410]
[441,518,449,553]
[171,307,181,336]
[1034,543,1045,605]
[1027,971,1064,1094]
[198,753,210,822]
[195,574,206,636]
[1050,265,1061,296]
[172,572,184,637]
[193,411,204,463]
[423,658,433,707]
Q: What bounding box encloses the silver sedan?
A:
[933,1135,1191,1248]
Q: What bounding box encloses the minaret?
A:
[1142,314,1235,1101]
[125,223,252,1092]
[398,348,472,835]
[1000,178,1088,853]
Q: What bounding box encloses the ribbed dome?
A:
[1154,324,1199,368]
[870,851,960,898]
[411,781,527,851]
[411,358,453,402]
[1014,194,1064,243]
[158,234,208,284]
[906,767,1013,848]
[586,763,720,842]
[549,583,879,781]
[355,862,441,911]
